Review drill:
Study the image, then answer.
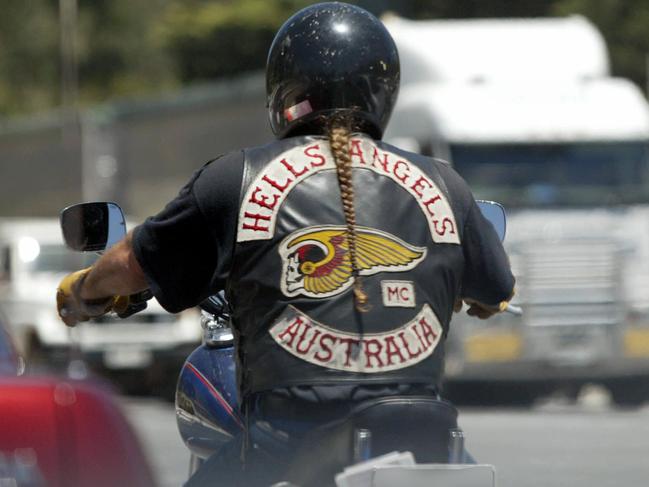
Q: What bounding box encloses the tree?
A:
[0,0,178,117]
[155,0,313,82]
[0,1,60,116]
[399,0,554,18]
[1,0,648,117]
[554,0,649,89]
[76,0,177,104]
[154,0,562,83]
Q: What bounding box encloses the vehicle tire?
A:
[444,381,550,407]
[607,378,649,408]
[494,383,540,407]
[106,369,151,396]
[149,364,181,402]
[24,333,55,373]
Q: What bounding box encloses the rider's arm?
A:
[79,230,148,300]
[433,161,515,318]
[57,230,149,326]
[460,197,515,315]
[58,151,242,326]
[131,151,243,313]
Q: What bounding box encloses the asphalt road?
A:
[122,397,190,487]
[122,389,649,487]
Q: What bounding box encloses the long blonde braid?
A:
[328,120,370,312]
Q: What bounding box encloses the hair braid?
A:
[328,121,370,312]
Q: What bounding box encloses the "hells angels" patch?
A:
[236,136,460,245]
[269,305,443,373]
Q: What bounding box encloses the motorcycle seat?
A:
[282,396,459,486]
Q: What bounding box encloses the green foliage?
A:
[77,0,178,103]
[554,0,649,88]
[155,0,313,81]
[0,0,178,116]
[403,0,554,18]
[1,0,649,117]
[0,1,60,115]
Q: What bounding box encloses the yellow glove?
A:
[57,267,116,327]
[463,298,509,320]
[454,290,515,320]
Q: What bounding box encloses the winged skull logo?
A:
[279,226,427,298]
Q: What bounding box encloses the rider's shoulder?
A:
[192,136,320,196]
[199,149,246,176]
[378,139,450,169]
[378,141,473,198]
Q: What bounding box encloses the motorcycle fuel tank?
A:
[176,343,242,459]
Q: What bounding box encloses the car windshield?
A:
[450,141,649,208]
[24,244,98,274]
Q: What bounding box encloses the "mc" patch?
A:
[381,280,416,308]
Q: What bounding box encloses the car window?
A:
[20,243,98,274]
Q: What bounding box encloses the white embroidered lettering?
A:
[269,305,442,373]
[381,280,416,308]
[236,136,460,244]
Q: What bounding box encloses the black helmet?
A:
[266,2,400,139]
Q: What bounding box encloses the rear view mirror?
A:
[60,202,126,252]
[476,200,506,242]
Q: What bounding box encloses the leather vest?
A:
[228,134,466,398]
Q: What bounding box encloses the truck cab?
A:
[384,16,649,405]
[0,218,201,396]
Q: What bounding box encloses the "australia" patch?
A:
[269,305,443,373]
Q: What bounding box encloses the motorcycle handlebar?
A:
[504,303,523,316]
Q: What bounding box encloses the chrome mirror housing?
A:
[200,311,234,348]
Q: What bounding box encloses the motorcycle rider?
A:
[57,2,514,485]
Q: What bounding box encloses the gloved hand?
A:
[57,268,119,326]
[113,290,152,319]
[57,269,152,326]
[454,291,515,320]
[58,268,108,326]
[463,298,509,319]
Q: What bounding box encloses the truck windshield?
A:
[26,244,98,274]
[450,141,649,207]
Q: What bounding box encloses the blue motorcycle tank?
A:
[176,343,242,459]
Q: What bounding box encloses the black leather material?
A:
[184,397,458,487]
[282,396,459,486]
[228,134,473,398]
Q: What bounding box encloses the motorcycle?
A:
[60,200,517,487]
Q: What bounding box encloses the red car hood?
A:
[0,376,156,487]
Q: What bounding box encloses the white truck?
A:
[0,218,201,396]
[384,15,649,405]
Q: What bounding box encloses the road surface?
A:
[122,389,649,487]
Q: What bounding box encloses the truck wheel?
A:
[607,379,649,408]
[444,382,544,407]
[149,365,182,402]
[496,383,540,407]
[92,369,149,397]
[25,333,71,374]
[25,333,51,373]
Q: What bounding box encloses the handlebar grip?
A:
[504,303,523,316]
[116,300,147,319]
[130,289,153,304]
[114,289,153,319]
